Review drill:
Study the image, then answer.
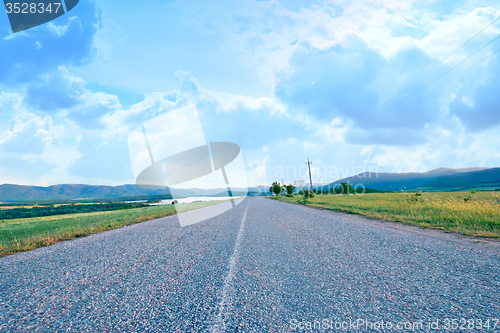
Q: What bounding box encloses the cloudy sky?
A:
[1,0,499,187]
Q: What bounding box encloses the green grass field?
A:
[271,192,500,238]
[0,200,226,257]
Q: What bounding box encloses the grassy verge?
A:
[270,192,500,238]
[0,200,228,257]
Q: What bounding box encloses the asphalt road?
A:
[1,197,499,332]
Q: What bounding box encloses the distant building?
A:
[294,180,305,186]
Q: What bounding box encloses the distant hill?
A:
[415,168,500,191]
[0,184,270,202]
[322,167,495,192]
[0,184,178,202]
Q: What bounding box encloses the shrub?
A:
[270,181,283,196]
[285,184,296,196]
[302,189,315,199]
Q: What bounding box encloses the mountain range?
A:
[322,167,500,192]
[1,167,499,202]
[0,183,268,203]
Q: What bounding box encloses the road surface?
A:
[1,197,499,332]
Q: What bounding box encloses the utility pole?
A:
[306,157,313,193]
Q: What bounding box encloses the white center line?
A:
[210,203,250,333]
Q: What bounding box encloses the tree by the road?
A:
[340,182,355,195]
[284,184,295,197]
[270,181,283,196]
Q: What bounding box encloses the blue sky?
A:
[1,0,499,186]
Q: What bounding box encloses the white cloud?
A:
[0,113,82,179]
[415,7,500,62]
[45,17,83,37]
[103,71,290,136]
[312,117,348,143]
[25,67,121,130]
[370,124,500,172]
[0,90,24,114]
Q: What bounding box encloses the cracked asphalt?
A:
[1,197,499,332]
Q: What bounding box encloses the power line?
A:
[396,33,500,106]
[417,46,500,100]
[381,15,500,107]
